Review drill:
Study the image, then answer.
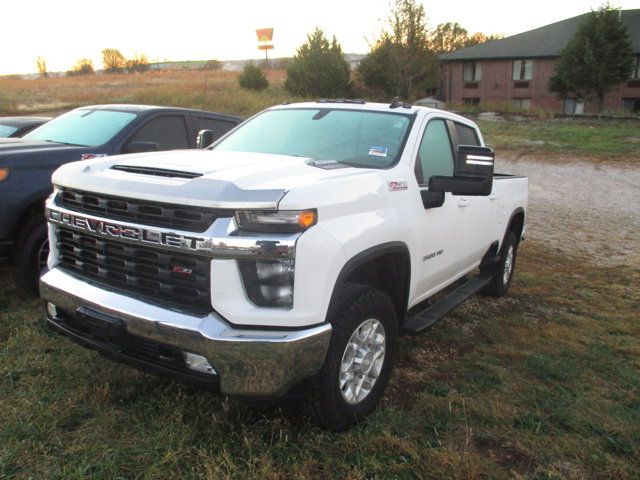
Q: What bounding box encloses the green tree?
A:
[66,58,94,76]
[102,48,126,73]
[358,0,433,100]
[204,59,222,70]
[549,3,634,111]
[238,63,269,91]
[284,27,351,97]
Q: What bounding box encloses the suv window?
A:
[415,119,454,185]
[454,122,479,146]
[129,116,189,150]
[193,117,237,141]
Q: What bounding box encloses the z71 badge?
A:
[388,181,408,191]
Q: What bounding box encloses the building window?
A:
[563,98,584,115]
[630,56,640,79]
[622,98,640,113]
[513,59,533,81]
[512,98,532,111]
[463,62,482,82]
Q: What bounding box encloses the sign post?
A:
[255,28,274,67]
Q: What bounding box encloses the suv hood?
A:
[0,137,83,152]
[52,149,372,209]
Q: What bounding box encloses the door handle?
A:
[489,194,497,201]
[457,198,469,207]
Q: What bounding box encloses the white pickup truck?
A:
[40,100,527,430]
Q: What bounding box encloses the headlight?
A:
[239,259,295,308]
[236,209,317,233]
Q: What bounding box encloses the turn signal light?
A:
[0,168,9,182]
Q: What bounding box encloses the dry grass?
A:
[0,70,293,118]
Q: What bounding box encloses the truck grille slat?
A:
[58,187,230,232]
[56,228,211,313]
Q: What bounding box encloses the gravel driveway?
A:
[497,156,640,268]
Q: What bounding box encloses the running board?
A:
[403,274,492,334]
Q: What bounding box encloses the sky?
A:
[2,0,638,75]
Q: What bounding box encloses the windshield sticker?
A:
[368,146,388,157]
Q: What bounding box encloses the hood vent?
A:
[111,165,202,179]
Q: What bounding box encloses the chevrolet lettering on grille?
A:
[47,208,210,251]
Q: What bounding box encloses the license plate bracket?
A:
[76,306,126,343]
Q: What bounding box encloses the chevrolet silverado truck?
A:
[40,100,527,431]
[0,104,242,293]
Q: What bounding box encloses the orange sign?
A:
[258,44,274,51]
[256,28,274,42]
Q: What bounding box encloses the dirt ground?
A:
[497,155,640,268]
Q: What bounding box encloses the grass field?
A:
[2,242,638,479]
[1,71,639,478]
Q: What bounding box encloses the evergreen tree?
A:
[284,28,351,98]
[238,63,269,91]
[549,4,634,111]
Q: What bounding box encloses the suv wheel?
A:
[13,215,48,294]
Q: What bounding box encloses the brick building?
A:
[439,10,640,113]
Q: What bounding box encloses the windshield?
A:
[0,125,18,137]
[213,108,412,168]
[24,109,137,147]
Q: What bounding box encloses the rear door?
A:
[448,121,498,266]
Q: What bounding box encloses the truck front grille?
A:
[57,187,230,232]
[56,227,211,313]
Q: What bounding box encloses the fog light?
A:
[46,302,58,318]
[183,352,216,375]
[239,259,295,308]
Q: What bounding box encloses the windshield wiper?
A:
[44,139,88,147]
[336,160,376,169]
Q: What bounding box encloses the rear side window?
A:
[454,122,479,146]
[415,119,454,185]
[193,118,237,141]
[129,116,189,150]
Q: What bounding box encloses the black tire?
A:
[482,230,519,297]
[307,283,397,431]
[13,215,49,294]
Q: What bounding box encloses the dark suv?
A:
[0,104,242,292]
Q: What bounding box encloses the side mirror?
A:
[429,145,495,196]
[197,129,215,149]
[124,141,159,154]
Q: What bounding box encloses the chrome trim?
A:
[41,268,332,397]
[46,197,298,260]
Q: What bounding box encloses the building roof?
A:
[440,9,640,61]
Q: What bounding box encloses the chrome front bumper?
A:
[40,268,332,397]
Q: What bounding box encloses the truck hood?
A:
[52,149,370,210]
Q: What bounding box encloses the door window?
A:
[193,117,237,141]
[454,122,479,146]
[415,119,454,185]
[128,116,189,150]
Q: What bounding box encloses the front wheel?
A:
[307,283,397,431]
[13,216,49,294]
[482,230,519,297]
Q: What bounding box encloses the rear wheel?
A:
[13,215,49,294]
[307,283,397,431]
[482,230,519,297]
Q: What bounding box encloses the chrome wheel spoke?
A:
[339,318,386,405]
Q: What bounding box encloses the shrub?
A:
[284,28,351,98]
[238,63,269,91]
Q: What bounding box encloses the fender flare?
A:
[325,241,411,321]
